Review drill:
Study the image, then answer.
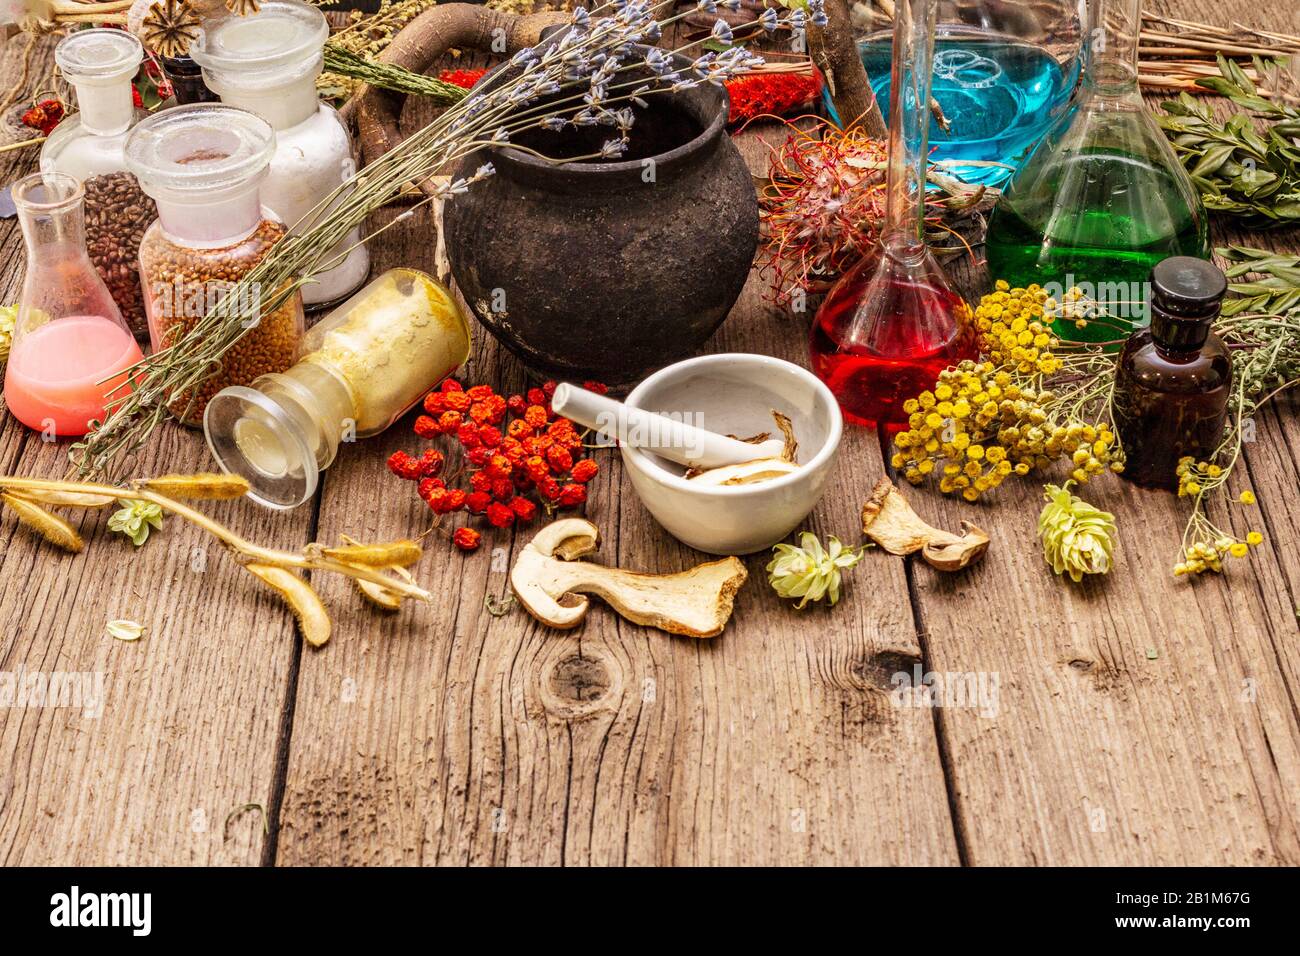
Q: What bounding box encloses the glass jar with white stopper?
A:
[191,0,369,309]
[41,28,155,339]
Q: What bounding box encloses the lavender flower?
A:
[711,19,734,46]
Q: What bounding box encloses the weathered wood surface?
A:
[1,0,1298,866]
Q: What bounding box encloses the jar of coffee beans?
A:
[125,104,305,426]
[39,29,153,339]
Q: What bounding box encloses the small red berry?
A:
[486,454,513,480]
[456,423,482,448]
[581,381,609,395]
[526,387,546,406]
[557,483,587,507]
[470,470,493,494]
[452,527,481,551]
[524,405,549,429]
[417,477,445,501]
[507,394,527,414]
[414,415,440,439]
[444,488,468,511]
[477,425,503,448]
[466,384,494,402]
[542,381,558,398]
[510,497,538,522]
[419,449,445,477]
[524,455,550,482]
[444,390,471,412]
[537,476,561,501]
[437,410,463,433]
[467,446,492,467]
[468,402,493,425]
[486,501,515,528]
[490,478,514,501]
[423,391,447,414]
[546,445,574,473]
[483,394,507,424]
[387,450,425,480]
[441,379,463,393]
[465,491,492,513]
[507,419,533,440]
[570,459,599,483]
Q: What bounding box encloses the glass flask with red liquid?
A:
[811,0,976,431]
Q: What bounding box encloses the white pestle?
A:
[552,382,787,471]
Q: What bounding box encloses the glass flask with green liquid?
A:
[984,0,1208,345]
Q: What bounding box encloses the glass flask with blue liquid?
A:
[858,0,1083,186]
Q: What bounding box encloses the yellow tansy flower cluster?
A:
[976,280,1064,375]
[891,282,1124,502]
[1172,457,1264,575]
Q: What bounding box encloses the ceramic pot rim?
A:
[477,47,728,178]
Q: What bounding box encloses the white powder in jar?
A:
[260,106,370,307]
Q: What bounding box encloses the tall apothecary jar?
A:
[192,0,370,308]
[40,28,155,339]
[125,103,305,426]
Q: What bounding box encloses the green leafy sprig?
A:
[1159,55,1300,229]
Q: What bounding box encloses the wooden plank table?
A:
[0,0,1297,866]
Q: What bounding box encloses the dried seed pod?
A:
[322,540,422,568]
[142,472,251,500]
[1,494,85,553]
[7,488,115,509]
[245,564,332,647]
[353,565,416,611]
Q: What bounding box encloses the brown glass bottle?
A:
[1112,257,1231,489]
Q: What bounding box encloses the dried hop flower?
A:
[1038,482,1116,582]
[766,532,863,609]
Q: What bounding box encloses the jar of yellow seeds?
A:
[203,268,472,509]
[125,103,305,425]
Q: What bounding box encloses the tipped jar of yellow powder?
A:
[203,268,471,509]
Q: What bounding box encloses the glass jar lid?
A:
[124,103,275,194]
[191,1,328,75]
[55,28,143,84]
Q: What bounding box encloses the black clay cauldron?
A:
[444,58,759,388]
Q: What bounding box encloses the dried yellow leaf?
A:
[143,473,251,500]
[322,540,422,568]
[7,488,114,509]
[1,493,84,553]
[107,619,145,642]
[245,563,332,647]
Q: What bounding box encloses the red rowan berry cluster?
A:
[387,379,605,551]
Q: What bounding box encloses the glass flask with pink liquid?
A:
[3,171,143,437]
[811,0,977,431]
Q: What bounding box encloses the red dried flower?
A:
[452,527,481,551]
[465,491,492,513]
[444,390,471,412]
[571,459,599,483]
[507,419,533,440]
[423,391,446,414]
[490,478,514,502]
[21,99,65,136]
[477,425,503,448]
[524,405,549,429]
[470,470,493,494]
[437,410,463,433]
[467,446,491,467]
[466,384,494,402]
